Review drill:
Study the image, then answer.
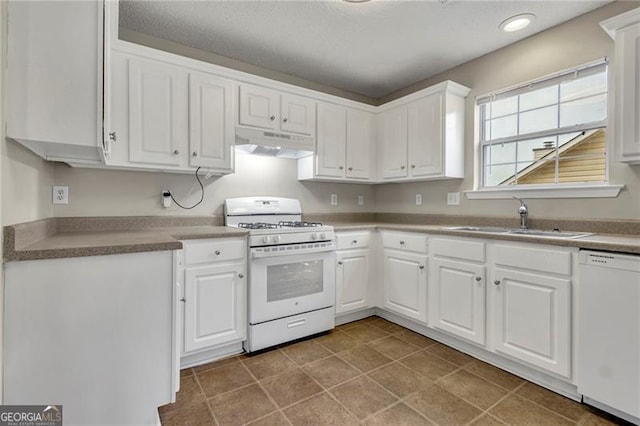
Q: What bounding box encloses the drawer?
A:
[431,237,485,262]
[336,232,371,250]
[183,238,246,266]
[494,243,572,276]
[381,231,427,253]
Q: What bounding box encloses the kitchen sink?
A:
[447,226,594,239]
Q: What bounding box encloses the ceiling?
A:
[119,0,611,99]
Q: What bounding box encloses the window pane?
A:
[516,136,556,163]
[489,115,518,139]
[520,86,558,111]
[484,142,516,166]
[557,154,606,183]
[519,105,558,134]
[515,159,557,185]
[560,94,607,127]
[490,97,518,118]
[561,72,607,102]
[484,163,516,186]
[558,131,583,145]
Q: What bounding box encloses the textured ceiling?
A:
[120,0,611,99]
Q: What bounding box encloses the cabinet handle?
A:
[283,117,288,123]
[192,152,198,157]
[214,250,221,255]
[400,165,406,170]
[348,167,353,171]
[475,276,482,282]
[238,273,244,279]
[173,149,180,155]
[399,241,405,245]
[339,166,344,170]
[419,265,425,270]
[270,115,276,121]
[180,298,186,303]
[351,240,358,244]
[411,164,416,169]
[109,131,117,141]
[337,261,343,265]
[494,280,501,286]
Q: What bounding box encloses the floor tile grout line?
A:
[191,366,221,426]
[508,385,587,424]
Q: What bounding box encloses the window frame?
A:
[467,59,624,199]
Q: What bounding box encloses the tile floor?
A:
[159,316,628,426]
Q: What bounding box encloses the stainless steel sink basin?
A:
[447,226,594,239]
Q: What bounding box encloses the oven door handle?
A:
[250,243,335,259]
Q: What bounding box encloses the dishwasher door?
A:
[578,250,640,421]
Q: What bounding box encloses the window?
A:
[477,61,608,188]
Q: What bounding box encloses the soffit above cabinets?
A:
[119,0,611,99]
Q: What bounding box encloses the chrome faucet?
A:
[513,196,528,229]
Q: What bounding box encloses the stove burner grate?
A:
[238,222,279,230]
[278,221,324,228]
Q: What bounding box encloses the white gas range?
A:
[224,197,336,352]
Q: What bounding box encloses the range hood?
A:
[235,127,314,159]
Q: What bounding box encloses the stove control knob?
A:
[273,235,281,243]
[262,236,270,244]
[311,233,318,240]
[319,233,326,240]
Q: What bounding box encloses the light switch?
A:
[330,194,338,206]
[358,195,364,206]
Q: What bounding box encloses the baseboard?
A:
[180,342,244,369]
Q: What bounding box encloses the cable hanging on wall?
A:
[165,167,205,210]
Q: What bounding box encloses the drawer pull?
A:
[214,250,221,255]
[287,319,306,328]
[399,241,405,245]
[351,240,358,244]
[494,280,501,286]
[475,276,482,282]
[419,265,425,270]
[337,261,343,265]
[238,274,244,279]
[180,298,186,303]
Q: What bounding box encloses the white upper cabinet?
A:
[188,72,234,171]
[107,51,234,174]
[299,103,375,182]
[378,82,470,182]
[601,8,640,164]
[239,84,316,136]
[127,57,188,167]
[7,1,104,164]
[380,106,409,179]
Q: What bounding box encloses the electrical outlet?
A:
[162,191,172,208]
[330,194,338,206]
[447,192,460,205]
[52,186,69,204]
[358,195,364,206]
[415,194,422,205]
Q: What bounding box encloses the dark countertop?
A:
[4,215,639,262]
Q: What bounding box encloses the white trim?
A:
[464,183,624,199]
[600,7,640,39]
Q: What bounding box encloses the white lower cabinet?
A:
[335,232,371,314]
[181,238,247,355]
[429,257,486,346]
[381,231,428,323]
[491,266,571,378]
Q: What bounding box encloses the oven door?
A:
[249,248,335,324]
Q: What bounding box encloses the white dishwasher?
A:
[578,250,640,424]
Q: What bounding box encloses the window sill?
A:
[464,183,624,200]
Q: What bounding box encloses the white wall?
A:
[375,1,640,221]
[52,152,375,217]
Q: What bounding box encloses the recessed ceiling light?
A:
[499,13,536,32]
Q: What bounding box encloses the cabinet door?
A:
[128,57,187,166]
[615,23,640,162]
[239,84,279,130]
[408,93,444,177]
[346,109,373,180]
[183,263,246,353]
[429,258,485,345]
[188,73,234,171]
[336,249,370,314]
[380,106,408,179]
[316,103,347,178]
[382,249,427,323]
[491,268,570,377]
[281,93,316,136]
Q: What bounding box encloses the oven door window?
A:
[267,260,323,302]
